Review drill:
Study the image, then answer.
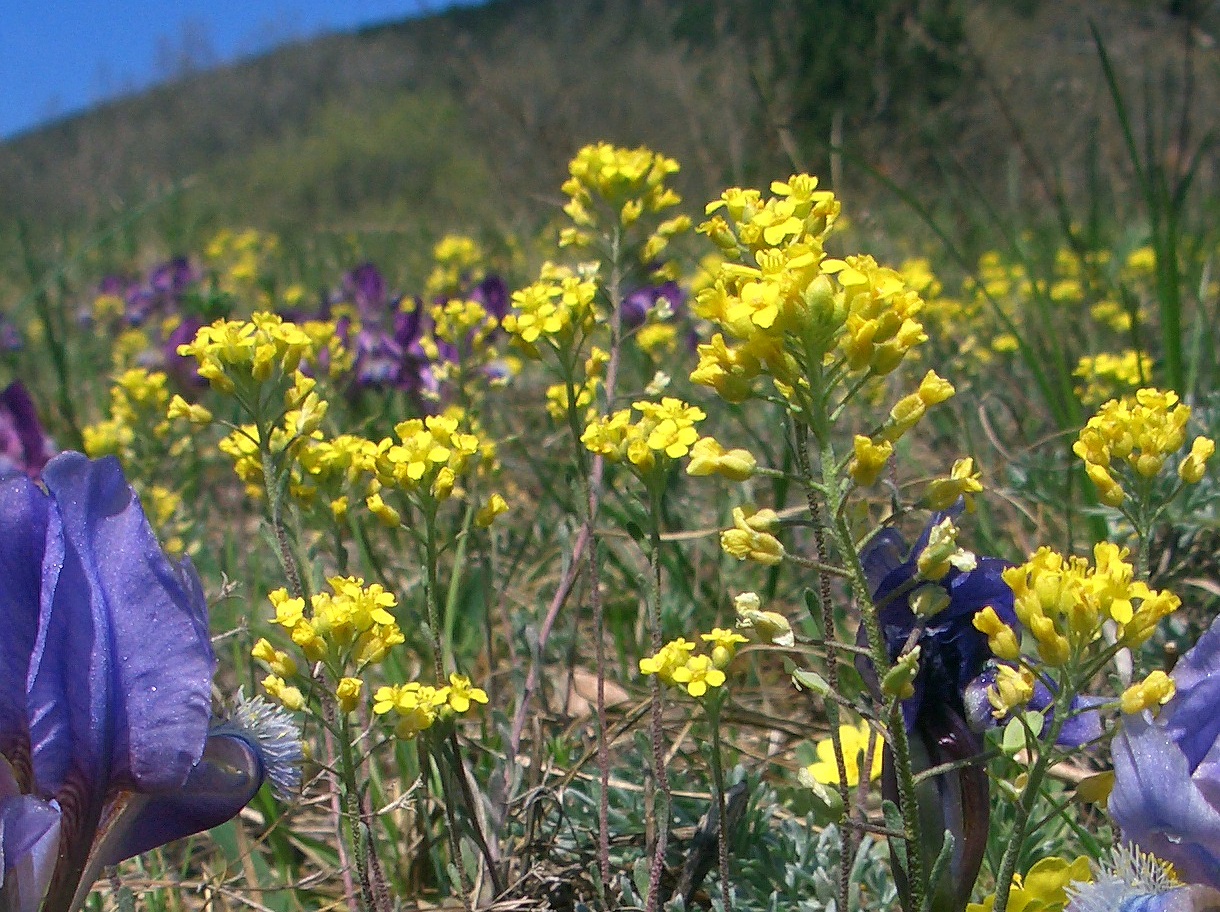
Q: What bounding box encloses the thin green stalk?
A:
[819,435,928,912]
[335,713,379,912]
[791,420,854,912]
[644,477,673,912]
[990,686,1072,912]
[706,696,733,912]
[422,504,447,685]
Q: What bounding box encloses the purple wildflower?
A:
[0,383,56,479]
[1110,615,1220,888]
[0,454,299,912]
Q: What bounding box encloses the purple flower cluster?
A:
[322,262,509,403]
[95,257,201,328]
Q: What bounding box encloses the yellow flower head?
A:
[701,628,749,669]
[966,856,1092,912]
[639,638,697,685]
[670,654,727,698]
[446,673,489,714]
[802,721,882,787]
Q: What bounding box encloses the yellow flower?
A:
[802,721,882,787]
[701,628,749,668]
[446,673,489,713]
[336,677,364,713]
[686,436,757,481]
[987,664,1034,718]
[263,675,305,711]
[849,435,893,486]
[1180,436,1215,484]
[476,493,510,527]
[1120,670,1175,714]
[924,457,984,511]
[670,654,726,697]
[966,856,1092,912]
[252,638,298,678]
[972,607,1021,661]
[639,638,697,684]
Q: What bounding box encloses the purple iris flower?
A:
[470,275,509,321]
[858,510,1016,732]
[342,263,395,319]
[1110,615,1220,888]
[0,454,298,912]
[857,508,1014,912]
[163,317,207,390]
[621,280,686,329]
[963,664,1104,747]
[0,383,56,480]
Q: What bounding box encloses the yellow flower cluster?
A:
[424,234,485,299]
[215,373,328,497]
[369,412,482,504]
[561,143,683,239]
[1074,388,1214,506]
[373,673,489,739]
[176,312,344,394]
[83,368,174,460]
[999,543,1180,665]
[828,255,928,375]
[263,576,406,671]
[1073,350,1148,405]
[903,258,991,371]
[721,506,784,566]
[502,263,598,356]
[204,227,280,303]
[639,629,745,697]
[292,432,378,514]
[581,397,708,472]
[802,721,883,787]
[691,176,932,414]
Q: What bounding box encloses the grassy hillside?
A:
[0,0,1216,281]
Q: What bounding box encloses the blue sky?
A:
[0,1,482,139]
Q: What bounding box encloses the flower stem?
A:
[644,478,672,912]
[706,696,733,912]
[991,688,1071,912]
[791,421,854,912]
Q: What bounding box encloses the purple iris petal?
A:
[0,475,48,772]
[29,454,215,795]
[1111,616,1220,888]
[857,508,1015,730]
[0,787,62,912]
[884,704,987,912]
[855,508,1005,912]
[0,383,56,479]
[344,263,390,318]
[94,733,263,866]
[0,453,290,912]
[470,275,509,320]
